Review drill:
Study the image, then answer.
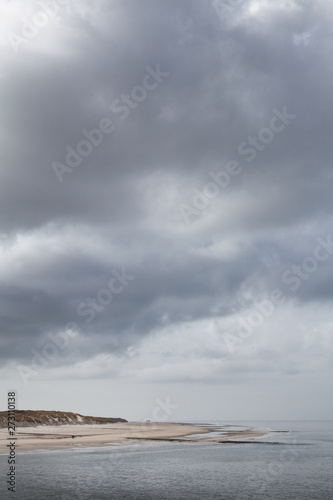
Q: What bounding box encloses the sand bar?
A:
[0,422,267,452]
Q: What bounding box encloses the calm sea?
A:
[1,420,332,499]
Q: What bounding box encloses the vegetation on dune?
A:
[0,410,127,427]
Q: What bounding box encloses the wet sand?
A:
[0,422,267,452]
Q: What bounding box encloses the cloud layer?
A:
[1,0,333,416]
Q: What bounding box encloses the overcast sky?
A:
[0,0,332,421]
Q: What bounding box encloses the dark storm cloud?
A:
[1,0,333,372]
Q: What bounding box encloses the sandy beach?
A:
[0,422,267,452]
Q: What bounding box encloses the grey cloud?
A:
[1,0,333,391]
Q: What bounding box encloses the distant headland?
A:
[0,410,127,427]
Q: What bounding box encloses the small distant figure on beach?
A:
[72,435,75,439]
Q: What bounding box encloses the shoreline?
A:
[0,422,267,453]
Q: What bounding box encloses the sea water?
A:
[0,420,332,499]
